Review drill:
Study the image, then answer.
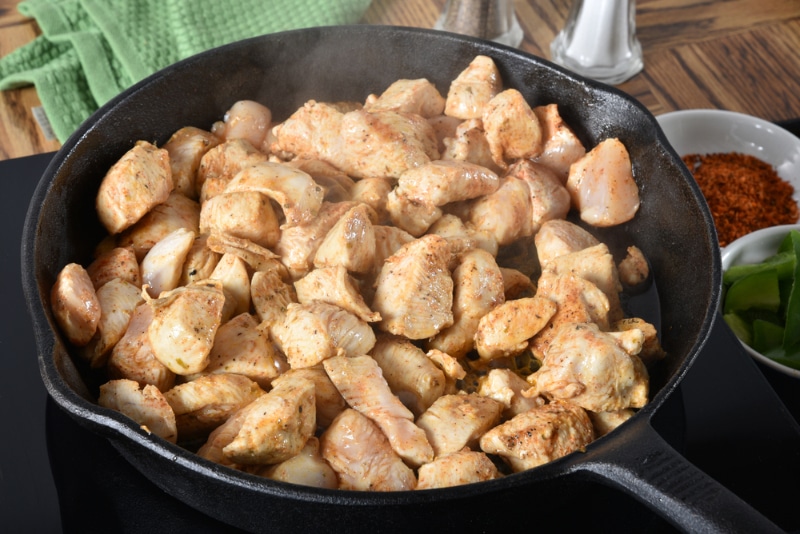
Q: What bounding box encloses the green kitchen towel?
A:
[0,0,372,142]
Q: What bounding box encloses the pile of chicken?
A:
[50,55,664,491]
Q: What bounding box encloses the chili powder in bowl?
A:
[656,109,800,247]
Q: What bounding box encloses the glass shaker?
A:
[550,0,643,85]
[434,0,524,48]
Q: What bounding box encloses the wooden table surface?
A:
[1,0,799,160]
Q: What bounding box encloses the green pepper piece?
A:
[782,232,800,349]
[723,312,752,346]
[751,319,785,353]
[723,268,781,315]
[722,251,796,285]
[777,230,800,254]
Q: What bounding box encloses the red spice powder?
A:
[682,152,799,247]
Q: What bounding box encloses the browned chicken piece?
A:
[211,100,272,149]
[618,245,650,287]
[294,265,380,323]
[482,89,543,169]
[116,192,201,262]
[288,158,356,203]
[86,246,140,290]
[196,398,250,469]
[98,378,178,443]
[474,296,557,362]
[349,177,395,224]
[364,78,446,118]
[372,234,454,340]
[567,137,640,227]
[441,119,502,173]
[82,278,143,368]
[445,55,503,120]
[426,349,467,395]
[222,374,316,465]
[532,103,586,181]
[589,409,635,437]
[196,138,268,203]
[140,227,196,298]
[465,177,534,246]
[96,140,173,235]
[507,160,571,233]
[370,334,446,417]
[163,373,264,441]
[268,100,345,164]
[273,302,377,369]
[479,399,594,472]
[257,437,339,489]
[209,253,251,316]
[499,267,535,300]
[416,393,503,458]
[427,214,498,260]
[534,218,600,267]
[612,317,667,367]
[146,279,225,375]
[275,201,360,279]
[428,248,505,359]
[384,193,444,237]
[50,263,101,347]
[179,235,220,286]
[528,322,648,412]
[320,408,417,491]
[477,368,545,418]
[199,191,280,249]
[416,449,501,489]
[542,243,624,324]
[250,268,298,336]
[108,303,176,392]
[529,272,611,359]
[272,367,347,429]
[187,312,287,389]
[323,355,434,467]
[427,114,462,153]
[313,203,377,274]
[163,126,220,199]
[372,225,417,271]
[224,161,324,227]
[205,232,281,273]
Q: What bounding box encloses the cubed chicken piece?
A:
[416,450,500,489]
[372,234,454,340]
[140,227,196,298]
[272,367,346,429]
[618,245,650,287]
[566,137,640,227]
[82,278,143,368]
[257,437,338,489]
[50,263,101,347]
[534,219,600,267]
[107,303,176,392]
[528,322,649,412]
[478,368,545,418]
[612,317,667,367]
[146,279,226,375]
[294,265,380,323]
[349,177,395,224]
[272,302,376,369]
[163,373,265,441]
[482,89,543,169]
[222,374,316,465]
[364,78,446,118]
[507,160,571,233]
[479,399,594,472]
[288,158,356,203]
[445,55,503,120]
[393,159,500,208]
[532,103,586,181]
[320,409,417,491]
[211,100,272,150]
[416,393,503,458]
[163,126,220,199]
[589,409,635,437]
[269,100,345,165]
[116,192,201,262]
[441,119,501,173]
[196,398,250,469]
[199,191,280,249]
[98,378,178,443]
[86,246,140,290]
[426,349,467,396]
[427,214,498,260]
[179,234,221,286]
[370,334,446,417]
[96,140,173,235]
[323,355,434,467]
[465,177,534,246]
[427,114,463,153]
[209,253,251,317]
[313,203,377,275]
[384,193,444,237]
[205,232,281,273]
[196,138,268,203]
[474,296,557,362]
[428,248,505,359]
[250,268,298,336]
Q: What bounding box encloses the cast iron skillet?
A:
[21,26,781,533]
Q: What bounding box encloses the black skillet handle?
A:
[573,414,783,533]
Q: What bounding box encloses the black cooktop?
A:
[3,151,800,533]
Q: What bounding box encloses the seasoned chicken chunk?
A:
[465,176,534,246]
[479,400,594,472]
[350,177,395,224]
[96,140,173,235]
[313,203,377,274]
[288,158,356,203]
[320,409,417,491]
[98,378,178,443]
[372,234,454,340]
[82,278,143,368]
[272,367,346,429]
[441,119,500,173]
[567,138,640,227]
[86,246,140,290]
[163,126,220,199]
[508,160,571,232]
[323,355,434,467]
[179,235,221,286]
[209,253,251,317]
[212,100,272,150]
[612,317,666,367]
[140,227,196,298]
[258,437,338,489]
[294,265,380,323]
[445,55,502,120]
[482,89,543,168]
[364,78,446,118]
[589,409,635,437]
[393,159,500,208]
[532,103,586,181]
[416,450,500,489]
[428,114,462,153]
[528,322,648,412]
[196,138,268,203]
[618,245,650,287]
[205,232,281,273]
[50,263,101,347]
[426,349,467,395]
[427,214,498,258]
[199,191,280,249]
[478,368,545,418]
[534,219,600,267]
[416,393,503,458]
[116,192,200,262]
[250,268,298,335]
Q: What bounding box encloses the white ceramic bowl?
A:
[720,223,800,379]
[656,109,800,212]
